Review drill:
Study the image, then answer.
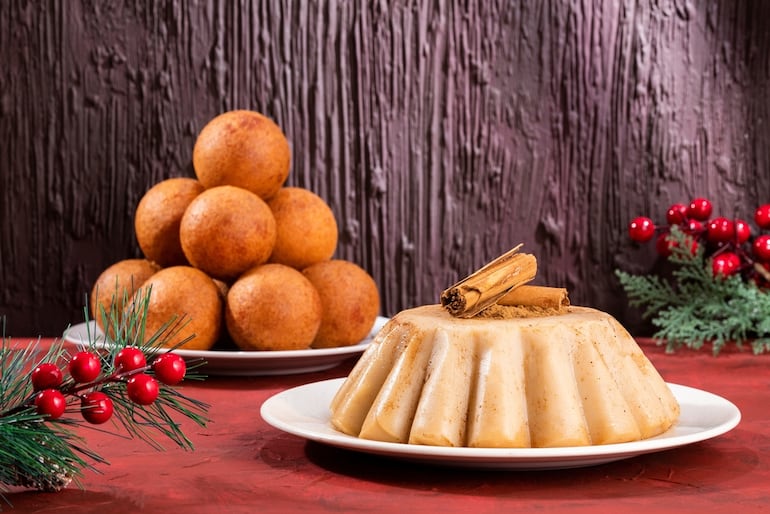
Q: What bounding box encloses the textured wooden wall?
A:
[1,1,769,336]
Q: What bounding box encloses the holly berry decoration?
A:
[27,348,188,423]
[735,219,752,244]
[619,196,770,355]
[706,217,735,244]
[666,203,688,225]
[687,197,713,220]
[80,391,114,424]
[0,287,207,494]
[755,204,770,229]
[628,216,656,243]
[153,353,187,385]
[712,251,742,277]
[34,388,67,419]
[115,346,147,372]
[626,197,770,282]
[754,235,770,261]
[69,351,102,383]
[127,374,160,405]
[31,363,63,390]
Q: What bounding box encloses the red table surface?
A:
[3,338,768,514]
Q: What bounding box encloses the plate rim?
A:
[63,317,389,361]
[260,378,741,467]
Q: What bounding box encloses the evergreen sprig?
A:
[0,335,104,496]
[0,286,209,496]
[617,226,770,355]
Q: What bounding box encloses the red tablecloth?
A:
[4,339,768,514]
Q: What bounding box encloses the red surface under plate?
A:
[4,338,768,514]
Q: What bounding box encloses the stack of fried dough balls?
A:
[90,109,380,352]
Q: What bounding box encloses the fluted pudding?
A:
[330,304,679,448]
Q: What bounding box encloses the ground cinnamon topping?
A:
[475,304,568,319]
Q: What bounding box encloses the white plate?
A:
[62,318,389,376]
[260,378,741,469]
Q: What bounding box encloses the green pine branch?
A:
[0,336,104,496]
[617,226,770,355]
[86,285,210,451]
[1,285,210,495]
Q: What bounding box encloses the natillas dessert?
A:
[330,246,680,448]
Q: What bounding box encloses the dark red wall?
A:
[2,1,769,336]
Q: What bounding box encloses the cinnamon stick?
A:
[440,245,537,318]
[498,285,570,311]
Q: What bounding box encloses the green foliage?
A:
[616,226,770,355]
[90,286,209,450]
[0,286,209,495]
[0,335,103,496]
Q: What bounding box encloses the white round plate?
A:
[62,318,389,376]
[260,378,741,469]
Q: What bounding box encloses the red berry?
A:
[712,252,742,277]
[754,235,770,261]
[152,353,186,385]
[628,216,656,242]
[69,351,101,383]
[734,219,751,244]
[656,233,674,257]
[34,389,67,419]
[126,374,159,405]
[68,351,101,383]
[80,391,114,424]
[755,204,770,229]
[685,219,704,233]
[31,363,63,391]
[666,203,688,225]
[656,232,698,257]
[115,347,147,373]
[687,198,713,220]
[706,217,735,243]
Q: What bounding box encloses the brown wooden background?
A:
[1,1,769,336]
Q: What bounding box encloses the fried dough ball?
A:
[302,260,380,348]
[131,266,222,351]
[90,258,160,333]
[225,263,322,351]
[192,110,291,200]
[267,187,339,269]
[134,177,204,267]
[179,185,277,281]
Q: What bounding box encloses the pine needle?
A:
[617,226,770,355]
[1,285,210,494]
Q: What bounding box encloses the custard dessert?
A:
[330,304,679,448]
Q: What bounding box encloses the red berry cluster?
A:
[628,198,770,280]
[30,349,186,424]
